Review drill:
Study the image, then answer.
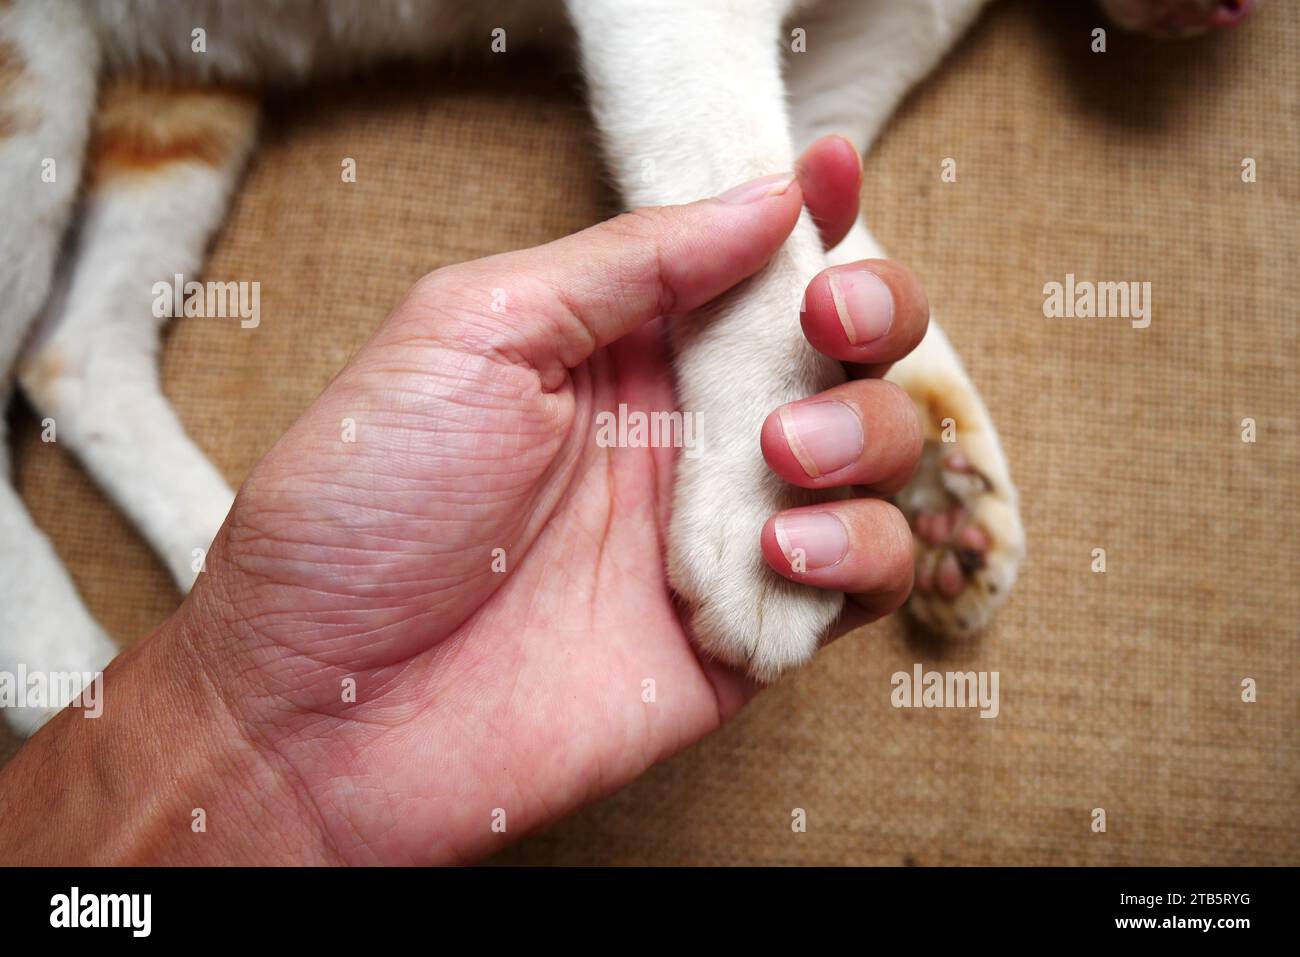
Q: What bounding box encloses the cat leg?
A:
[783,0,994,156]
[0,0,117,735]
[786,0,1025,634]
[567,0,849,678]
[18,84,258,591]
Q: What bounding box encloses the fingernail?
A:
[777,400,863,478]
[827,268,894,345]
[717,172,796,205]
[774,512,849,572]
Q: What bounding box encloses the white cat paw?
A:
[669,462,845,681]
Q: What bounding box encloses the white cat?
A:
[0,0,1253,732]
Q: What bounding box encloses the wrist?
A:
[0,596,336,865]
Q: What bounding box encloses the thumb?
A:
[399,171,804,368]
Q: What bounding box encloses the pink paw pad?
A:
[912,504,991,599]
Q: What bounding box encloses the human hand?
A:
[1,136,929,864]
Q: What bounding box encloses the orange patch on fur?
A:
[908,377,977,439]
[0,37,39,137]
[85,82,258,188]
[0,40,20,86]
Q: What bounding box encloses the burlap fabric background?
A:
[4,1,1297,864]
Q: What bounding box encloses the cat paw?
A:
[894,379,1025,637]
[669,464,845,681]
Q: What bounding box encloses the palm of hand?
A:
[209,301,747,863]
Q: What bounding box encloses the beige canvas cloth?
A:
[4,1,1297,864]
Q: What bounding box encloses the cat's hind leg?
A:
[18,83,259,591]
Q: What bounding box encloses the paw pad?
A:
[892,393,1025,637]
